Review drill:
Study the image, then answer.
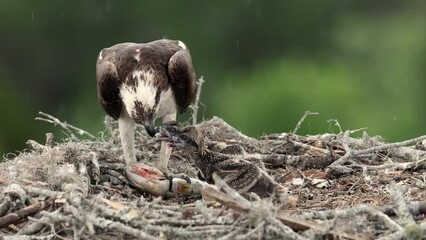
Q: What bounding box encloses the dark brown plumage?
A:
[96,39,196,172]
[159,122,280,198]
[97,39,196,122]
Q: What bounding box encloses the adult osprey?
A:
[96,39,196,175]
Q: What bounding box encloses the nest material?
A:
[1,114,426,239]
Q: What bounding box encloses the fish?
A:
[124,163,210,198]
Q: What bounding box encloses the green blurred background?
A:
[1,0,426,156]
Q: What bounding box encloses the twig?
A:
[4,235,55,240]
[212,173,251,209]
[267,216,305,240]
[145,218,219,226]
[41,202,158,240]
[190,76,205,125]
[204,175,308,239]
[179,225,236,235]
[85,213,158,240]
[376,231,405,240]
[292,111,319,134]
[287,139,328,155]
[36,111,100,141]
[235,220,265,240]
[388,181,415,228]
[354,135,426,157]
[39,210,74,226]
[217,228,245,240]
[0,201,51,228]
[89,198,136,223]
[351,158,426,171]
[347,127,368,135]
[380,201,426,217]
[301,204,403,233]
[0,194,12,217]
[328,131,352,167]
[330,135,426,168]
[327,119,343,133]
[17,215,52,235]
[275,211,361,240]
[25,186,68,199]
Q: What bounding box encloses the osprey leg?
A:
[118,111,136,165]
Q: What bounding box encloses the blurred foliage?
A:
[1,0,426,155]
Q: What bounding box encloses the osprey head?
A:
[120,70,163,137]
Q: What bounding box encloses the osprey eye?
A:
[169,127,176,133]
[181,134,189,141]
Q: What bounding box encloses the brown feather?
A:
[96,59,122,120]
[161,123,279,198]
[96,39,196,120]
[168,49,197,112]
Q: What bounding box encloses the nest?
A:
[1,111,426,240]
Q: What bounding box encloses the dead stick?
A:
[236,221,265,240]
[212,173,251,208]
[36,111,100,141]
[292,111,319,134]
[330,135,426,167]
[388,181,414,226]
[267,217,305,240]
[0,201,50,228]
[191,76,205,125]
[0,195,12,217]
[327,131,352,167]
[201,185,250,213]
[25,186,67,199]
[287,139,328,155]
[276,211,362,240]
[5,234,55,240]
[327,119,343,133]
[85,214,157,240]
[354,135,426,156]
[301,204,403,232]
[17,215,52,235]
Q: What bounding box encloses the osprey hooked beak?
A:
[144,120,158,137]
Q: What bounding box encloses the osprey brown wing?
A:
[96,58,122,120]
[167,49,196,113]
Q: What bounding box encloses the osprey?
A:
[158,122,283,199]
[96,39,196,175]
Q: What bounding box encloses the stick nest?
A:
[1,112,426,240]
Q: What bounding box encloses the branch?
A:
[211,173,251,209]
[36,111,100,141]
[292,111,319,134]
[0,201,51,228]
[190,76,205,125]
[85,213,157,240]
[329,135,426,168]
[353,135,426,156]
[301,204,403,233]
[386,181,425,239]
[327,119,343,133]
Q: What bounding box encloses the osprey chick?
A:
[158,122,281,199]
[96,39,196,173]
